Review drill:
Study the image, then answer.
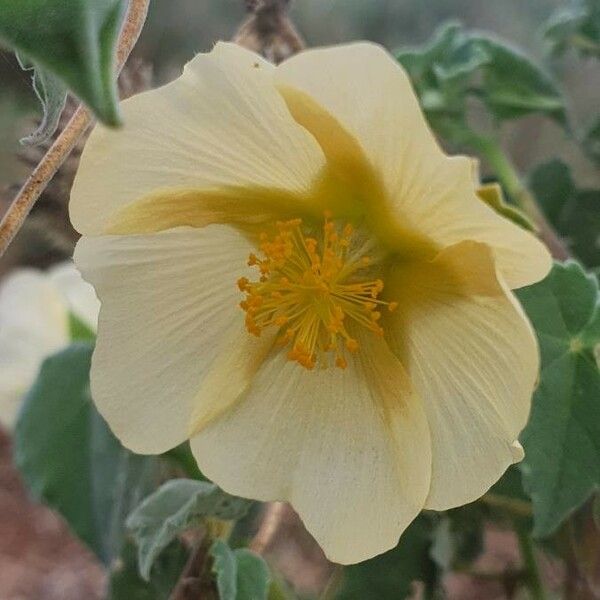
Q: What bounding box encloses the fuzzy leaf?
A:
[15,54,68,145]
[127,479,252,580]
[13,343,157,565]
[544,0,600,58]
[397,21,567,139]
[108,540,188,600]
[210,540,271,600]
[470,35,567,124]
[518,262,600,538]
[0,0,126,126]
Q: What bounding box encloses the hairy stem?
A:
[250,501,287,555]
[516,524,546,600]
[169,532,217,600]
[0,0,150,257]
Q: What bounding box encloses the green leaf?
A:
[127,479,253,580]
[210,540,271,600]
[517,262,600,538]
[530,160,600,268]
[396,21,567,141]
[13,342,158,565]
[15,54,68,145]
[0,0,126,126]
[163,442,207,481]
[561,188,600,269]
[109,540,188,600]
[529,159,576,228]
[489,465,531,504]
[470,35,567,125]
[333,515,437,600]
[68,311,96,341]
[235,549,271,600]
[582,115,600,166]
[212,539,238,600]
[544,1,600,58]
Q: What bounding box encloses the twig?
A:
[0,0,150,258]
[169,533,218,600]
[250,501,287,555]
[233,0,305,64]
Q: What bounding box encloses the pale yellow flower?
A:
[71,42,551,563]
[0,262,99,429]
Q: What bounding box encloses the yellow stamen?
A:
[237,214,395,369]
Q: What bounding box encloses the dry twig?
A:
[0,0,150,258]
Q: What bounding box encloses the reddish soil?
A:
[0,427,105,600]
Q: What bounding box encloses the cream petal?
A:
[191,332,431,564]
[49,261,100,331]
[386,241,539,509]
[275,42,551,288]
[70,42,326,235]
[0,270,70,428]
[74,225,261,453]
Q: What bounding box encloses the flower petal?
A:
[70,42,326,236]
[48,261,100,331]
[386,240,539,509]
[0,270,69,428]
[275,42,551,288]
[74,225,263,453]
[191,332,431,564]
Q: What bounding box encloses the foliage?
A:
[396,21,567,148]
[127,479,253,580]
[13,342,158,565]
[0,0,126,141]
[543,0,600,58]
[211,540,271,600]
[14,54,68,146]
[108,540,189,600]
[5,3,600,599]
[518,262,600,538]
[529,160,600,268]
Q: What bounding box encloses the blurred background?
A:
[1,0,599,189]
[0,1,598,599]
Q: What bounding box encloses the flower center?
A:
[237,213,397,370]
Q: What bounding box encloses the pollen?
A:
[237,214,396,370]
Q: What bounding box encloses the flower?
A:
[0,262,99,429]
[71,42,551,564]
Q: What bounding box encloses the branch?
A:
[0,0,150,258]
[233,0,305,64]
[250,501,287,555]
[169,533,218,600]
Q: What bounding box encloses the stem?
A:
[250,501,287,555]
[0,0,150,258]
[470,135,570,261]
[481,493,533,518]
[169,532,218,600]
[516,524,546,600]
